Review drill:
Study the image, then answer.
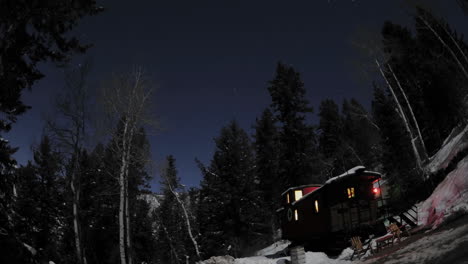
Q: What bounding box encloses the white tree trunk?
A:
[376,59,423,171]
[419,15,468,81]
[125,175,132,264]
[166,179,201,260]
[125,126,135,264]
[119,120,129,264]
[71,171,83,264]
[387,64,428,161]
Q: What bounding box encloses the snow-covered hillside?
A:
[139,193,162,212]
[417,123,468,228]
[419,156,468,228]
[426,124,468,174]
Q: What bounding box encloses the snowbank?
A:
[419,156,468,228]
[233,252,353,264]
[200,245,354,264]
[426,124,468,174]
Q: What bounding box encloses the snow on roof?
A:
[324,165,366,184]
[289,166,382,205]
[426,124,468,174]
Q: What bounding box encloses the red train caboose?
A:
[277,166,384,252]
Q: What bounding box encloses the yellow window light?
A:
[347,187,355,198]
[315,200,319,213]
[287,193,290,204]
[294,190,303,201]
[294,209,299,221]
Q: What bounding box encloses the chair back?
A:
[389,223,401,235]
[350,236,363,250]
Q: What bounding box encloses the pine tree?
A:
[341,99,381,170]
[253,108,281,241]
[156,155,189,264]
[198,121,265,258]
[0,4,101,255]
[267,62,318,187]
[14,136,64,263]
[372,87,423,211]
[317,99,343,179]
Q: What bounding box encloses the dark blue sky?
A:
[9,0,464,192]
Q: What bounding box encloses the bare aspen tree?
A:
[47,61,92,264]
[387,64,428,161]
[352,29,428,173]
[162,172,201,260]
[375,59,424,172]
[100,68,155,264]
[418,13,468,81]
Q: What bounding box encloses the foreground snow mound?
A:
[234,252,352,264]
[201,255,235,264]
[305,252,352,264]
[419,156,468,228]
[427,124,468,174]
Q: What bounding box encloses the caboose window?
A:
[347,187,355,198]
[286,193,290,204]
[294,190,303,201]
[315,200,319,213]
[294,209,299,221]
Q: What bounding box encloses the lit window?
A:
[294,210,299,221]
[286,193,290,204]
[294,190,303,201]
[347,187,355,198]
[315,200,319,213]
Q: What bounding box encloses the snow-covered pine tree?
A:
[267,62,318,187]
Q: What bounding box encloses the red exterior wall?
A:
[303,186,320,195]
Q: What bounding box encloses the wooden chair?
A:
[350,236,373,260]
[388,223,401,243]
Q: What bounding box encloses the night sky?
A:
[8,0,465,192]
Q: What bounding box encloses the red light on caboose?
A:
[372,187,380,194]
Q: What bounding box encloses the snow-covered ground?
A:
[363,219,468,264]
[200,242,354,264]
[419,155,468,228]
[426,124,468,174]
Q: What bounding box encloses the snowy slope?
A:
[419,156,468,228]
[200,246,354,264]
[363,221,468,264]
[138,193,162,212]
[426,124,468,174]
